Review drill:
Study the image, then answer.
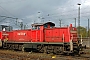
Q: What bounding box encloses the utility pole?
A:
[20,22,23,30]
[75,18,76,27]
[15,18,18,25]
[59,19,61,27]
[12,18,18,25]
[34,20,35,23]
[24,25,26,29]
[86,26,87,37]
[47,14,50,21]
[88,19,89,37]
[77,3,81,36]
[42,17,45,23]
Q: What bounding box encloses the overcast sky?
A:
[0,0,90,29]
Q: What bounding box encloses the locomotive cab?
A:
[31,23,43,30]
[43,22,55,28]
[31,22,55,42]
[31,22,55,29]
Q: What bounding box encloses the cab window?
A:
[32,26,40,30]
[44,24,48,28]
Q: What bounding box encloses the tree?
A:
[77,26,87,37]
[88,29,90,37]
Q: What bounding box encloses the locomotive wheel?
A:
[37,45,44,53]
[37,45,42,51]
[44,46,47,53]
[53,47,59,54]
[44,47,51,54]
[46,50,51,54]
[7,44,10,49]
[53,46,63,54]
[40,47,44,53]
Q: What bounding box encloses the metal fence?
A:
[82,37,90,48]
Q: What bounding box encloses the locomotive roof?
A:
[0,25,9,27]
[31,22,55,26]
[44,22,55,26]
[31,23,43,26]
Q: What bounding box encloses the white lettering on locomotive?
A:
[17,32,26,36]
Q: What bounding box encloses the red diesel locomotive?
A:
[0,22,83,55]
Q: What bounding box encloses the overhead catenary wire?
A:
[0,5,15,17]
[0,2,90,19]
[47,9,90,17]
[45,10,90,20]
[0,3,24,21]
[0,0,90,16]
[0,1,90,28]
[0,4,25,29]
[43,5,90,16]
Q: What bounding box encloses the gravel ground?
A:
[0,49,90,60]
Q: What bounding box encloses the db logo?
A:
[17,32,26,36]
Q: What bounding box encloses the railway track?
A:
[0,49,90,60]
[0,49,55,60]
